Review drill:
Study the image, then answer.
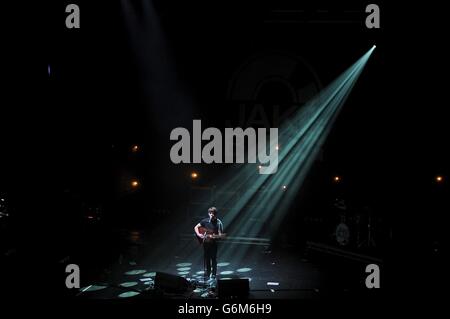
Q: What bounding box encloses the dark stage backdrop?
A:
[1,0,448,308]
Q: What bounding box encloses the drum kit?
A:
[333,199,376,248]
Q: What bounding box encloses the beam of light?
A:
[120,0,194,130]
[146,47,376,270]
[182,46,376,263]
[80,285,92,292]
[267,282,280,286]
[114,41,374,279]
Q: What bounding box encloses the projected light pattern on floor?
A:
[142,272,156,277]
[119,263,253,285]
[236,268,252,272]
[125,270,147,275]
[120,281,138,287]
[140,278,153,282]
[118,291,140,298]
[81,260,266,299]
[217,262,230,267]
[117,2,380,300]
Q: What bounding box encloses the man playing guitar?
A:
[194,207,224,280]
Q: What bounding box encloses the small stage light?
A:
[282,185,287,190]
[275,145,280,150]
[131,145,139,152]
[334,176,341,182]
[131,180,139,188]
[435,175,443,183]
[191,172,198,179]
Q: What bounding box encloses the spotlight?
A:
[282,185,287,190]
[131,145,139,152]
[191,172,198,179]
[333,176,341,182]
[275,145,279,151]
[435,175,443,183]
[131,179,139,188]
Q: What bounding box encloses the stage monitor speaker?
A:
[218,278,249,298]
[155,272,189,292]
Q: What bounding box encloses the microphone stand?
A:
[203,218,212,286]
[202,231,208,287]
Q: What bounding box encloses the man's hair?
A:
[208,207,217,215]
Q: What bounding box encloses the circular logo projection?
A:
[227,51,322,105]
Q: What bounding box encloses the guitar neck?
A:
[209,234,225,238]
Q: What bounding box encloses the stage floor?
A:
[75,230,381,300]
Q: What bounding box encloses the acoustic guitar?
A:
[195,226,226,244]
